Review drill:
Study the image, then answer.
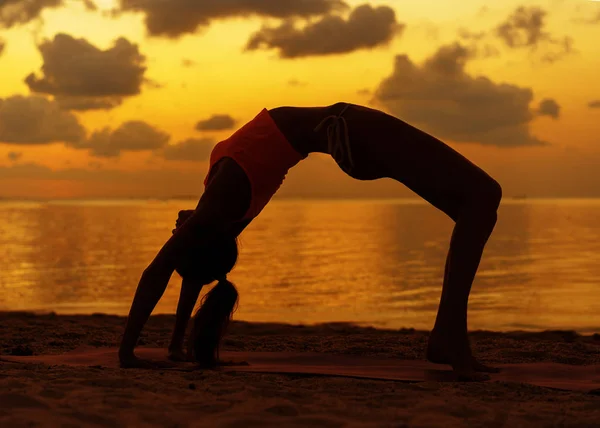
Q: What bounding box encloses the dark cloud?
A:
[7,151,22,161]
[81,0,96,11]
[0,95,85,144]
[537,98,560,119]
[496,6,573,62]
[0,0,61,29]
[25,33,147,111]
[53,95,122,111]
[195,114,236,131]
[357,88,370,96]
[496,6,548,48]
[0,38,5,56]
[458,7,573,63]
[78,121,170,158]
[372,42,552,147]
[0,0,93,29]
[162,138,214,162]
[589,100,600,109]
[114,0,348,38]
[245,4,403,58]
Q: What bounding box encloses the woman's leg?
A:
[346,105,502,379]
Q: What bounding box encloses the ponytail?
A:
[189,276,239,367]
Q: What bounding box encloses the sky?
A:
[0,0,599,199]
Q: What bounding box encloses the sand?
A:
[1,312,600,427]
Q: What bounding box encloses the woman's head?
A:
[175,233,238,283]
[176,233,240,367]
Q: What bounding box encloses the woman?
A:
[119,102,502,381]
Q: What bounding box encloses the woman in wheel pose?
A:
[119,102,502,381]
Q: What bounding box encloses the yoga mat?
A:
[2,347,599,393]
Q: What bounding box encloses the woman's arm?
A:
[118,266,174,367]
[118,205,223,367]
[118,159,251,368]
[168,277,203,360]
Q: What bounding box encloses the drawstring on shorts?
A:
[314,103,354,174]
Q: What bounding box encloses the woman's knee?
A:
[472,177,502,210]
[486,178,503,210]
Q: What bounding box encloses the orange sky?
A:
[0,0,599,199]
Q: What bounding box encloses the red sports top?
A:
[203,108,306,220]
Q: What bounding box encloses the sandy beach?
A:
[1,311,599,427]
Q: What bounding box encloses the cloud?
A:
[78,121,170,157]
[52,95,123,111]
[114,0,348,38]
[245,4,403,58]
[478,44,501,58]
[536,98,560,119]
[588,100,600,109]
[7,151,22,161]
[456,29,500,59]
[288,78,307,87]
[0,0,61,29]
[0,0,94,29]
[0,38,5,56]
[181,58,196,67]
[458,29,486,41]
[539,36,574,64]
[25,33,147,111]
[81,0,96,11]
[456,7,573,63]
[161,138,214,162]
[496,6,548,48]
[0,95,86,144]
[495,6,573,62]
[195,114,236,131]
[372,42,553,147]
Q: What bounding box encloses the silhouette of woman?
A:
[119,102,502,381]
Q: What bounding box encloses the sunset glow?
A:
[1,0,599,199]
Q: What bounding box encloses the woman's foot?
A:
[167,348,191,362]
[426,329,499,381]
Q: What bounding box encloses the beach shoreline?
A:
[1,311,599,427]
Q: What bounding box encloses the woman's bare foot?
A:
[426,330,498,381]
[167,348,190,362]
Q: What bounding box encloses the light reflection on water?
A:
[0,199,599,333]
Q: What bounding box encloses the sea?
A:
[1,198,599,333]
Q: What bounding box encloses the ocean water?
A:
[1,198,599,333]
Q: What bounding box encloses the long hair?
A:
[177,233,239,367]
[190,277,239,367]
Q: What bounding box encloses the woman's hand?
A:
[167,347,191,362]
[173,210,195,234]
